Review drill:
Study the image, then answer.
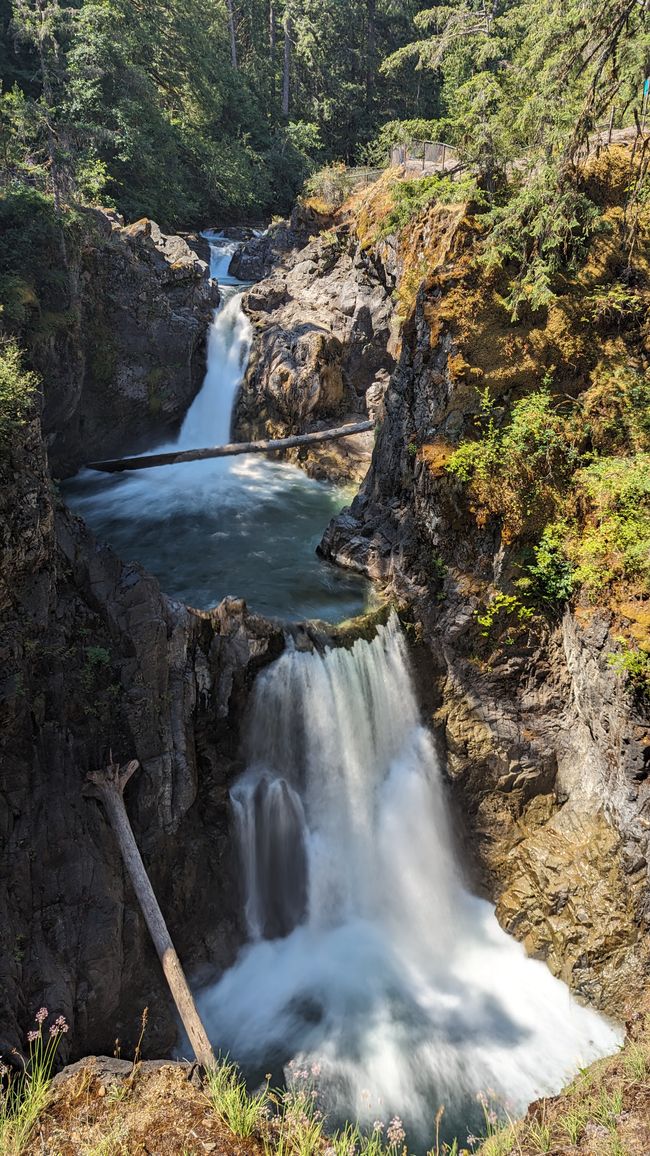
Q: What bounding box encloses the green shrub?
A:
[516,524,576,607]
[0,340,38,447]
[378,172,484,236]
[607,637,650,694]
[475,592,534,639]
[447,388,580,541]
[567,454,650,595]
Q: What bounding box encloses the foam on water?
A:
[198,616,621,1146]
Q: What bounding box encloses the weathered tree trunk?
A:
[85,759,216,1071]
[366,0,376,109]
[269,0,277,102]
[282,4,292,117]
[226,0,238,70]
[87,420,374,473]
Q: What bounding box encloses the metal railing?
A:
[389,140,460,171]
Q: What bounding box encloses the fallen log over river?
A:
[87,420,374,473]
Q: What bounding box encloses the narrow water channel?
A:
[63,235,369,622]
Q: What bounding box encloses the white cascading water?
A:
[198,615,621,1146]
[62,236,368,621]
[180,291,253,450]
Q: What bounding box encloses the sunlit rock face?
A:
[319,199,650,1016]
[234,224,398,483]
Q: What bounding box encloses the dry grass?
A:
[23,1061,264,1156]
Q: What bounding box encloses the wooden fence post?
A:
[85,758,216,1071]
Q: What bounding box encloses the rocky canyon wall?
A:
[0,219,284,1062]
[239,169,650,1016]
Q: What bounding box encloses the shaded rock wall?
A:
[0,407,286,1063]
[40,212,219,478]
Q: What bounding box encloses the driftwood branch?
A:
[85,757,216,1071]
[86,420,374,473]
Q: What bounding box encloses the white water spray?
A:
[180,291,253,449]
[199,616,621,1144]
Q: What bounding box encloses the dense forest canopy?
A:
[0,0,435,226]
[0,0,648,229]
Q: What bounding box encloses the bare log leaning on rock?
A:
[85,757,216,1071]
[86,420,374,473]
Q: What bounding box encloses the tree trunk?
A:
[85,759,216,1071]
[366,0,376,110]
[87,421,374,473]
[226,0,238,70]
[269,1,277,102]
[282,4,292,117]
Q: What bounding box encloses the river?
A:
[64,232,620,1150]
[62,235,369,623]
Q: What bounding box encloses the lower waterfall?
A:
[199,615,621,1146]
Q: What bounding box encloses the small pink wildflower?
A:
[35,1008,48,1024]
[386,1116,405,1148]
[27,1030,39,1043]
[372,1121,384,1133]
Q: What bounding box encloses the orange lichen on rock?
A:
[418,439,456,476]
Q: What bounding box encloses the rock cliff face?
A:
[234,216,399,481]
[318,197,650,1014]
[0,408,288,1061]
[40,211,219,478]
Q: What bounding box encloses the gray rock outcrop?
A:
[234,227,398,482]
[40,212,219,478]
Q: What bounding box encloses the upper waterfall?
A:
[199,615,621,1147]
[62,236,369,622]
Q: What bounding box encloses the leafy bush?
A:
[516,524,576,607]
[447,388,580,541]
[475,592,533,639]
[566,455,650,595]
[378,172,484,236]
[607,637,650,694]
[0,341,38,447]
